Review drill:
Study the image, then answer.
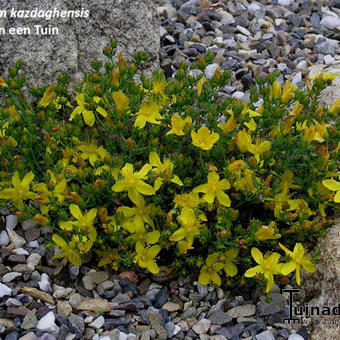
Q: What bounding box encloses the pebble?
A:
[6,215,18,229]
[205,63,220,79]
[192,318,211,335]
[0,230,9,246]
[320,16,340,30]
[36,312,56,332]
[89,316,105,329]
[256,330,276,340]
[0,282,12,297]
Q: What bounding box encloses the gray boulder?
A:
[0,0,160,88]
[301,218,340,340]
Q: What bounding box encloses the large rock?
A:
[301,218,340,340]
[0,0,160,87]
[309,63,340,106]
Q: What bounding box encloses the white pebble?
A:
[89,315,105,329]
[6,215,18,229]
[320,16,340,30]
[0,230,9,246]
[0,282,12,297]
[36,311,56,332]
[2,272,22,283]
[38,273,52,293]
[278,0,293,6]
[324,55,336,65]
[205,63,219,79]
[6,228,26,249]
[26,253,41,270]
[292,72,302,85]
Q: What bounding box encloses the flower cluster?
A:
[0,42,338,293]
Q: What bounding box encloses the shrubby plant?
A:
[0,40,339,293]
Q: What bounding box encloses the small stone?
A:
[256,330,275,340]
[119,271,139,284]
[19,332,38,340]
[324,55,336,65]
[296,60,308,74]
[162,301,181,312]
[226,305,256,318]
[292,72,302,85]
[89,316,105,329]
[26,253,41,270]
[76,298,112,312]
[36,312,57,332]
[6,215,18,229]
[69,313,85,333]
[7,228,26,249]
[278,0,293,5]
[296,325,308,340]
[320,16,340,30]
[21,287,54,304]
[288,335,304,340]
[257,293,286,316]
[82,271,109,290]
[192,318,211,335]
[0,230,9,246]
[0,282,12,297]
[5,332,19,340]
[0,318,15,329]
[21,310,38,330]
[205,63,220,79]
[57,301,72,318]
[38,273,52,293]
[209,310,232,325]
[2,272,22,283]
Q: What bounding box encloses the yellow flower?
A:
[322,178,340,203]
[218,117,238,134]
[280,243,316,285]
[149,152,183,186]
[0,77,7,88]
[255,222,281,241]
[247,138,271,162]
[329,98,340,115]
[76,143,109,166]
[224,248,239,277]
[236,130,252,153]
[196,77,206,96]
[112,163,155,196]
[227,160,248,176]
[167,115,192,136]
[310,72,337,82]
[70,93,96,127]
[270,81,282,101]
[191,127,219,150]
[117,191,157,231]
[152,71,166,95]
[96,246,119,269]
[244,118,257,132]
[112,90,129,114]
[59,204,97,231]
[233,169,257,193]
[0,171,36,209]
[135,242,161,274]
[38,85,56,107]
[245,248,283,293]
[281,81,297,103]
[193,172,231,206]
[127,225,160,246]
[134,100,164,129]
[199,254,224,286]
[173,191,200,209]
[169,208,203,250]
[52,234,82,266]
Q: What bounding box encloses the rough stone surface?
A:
[0,0,159,88]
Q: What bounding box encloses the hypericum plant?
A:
[0,40,339,293]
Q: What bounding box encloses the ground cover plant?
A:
[0,40,339,293]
